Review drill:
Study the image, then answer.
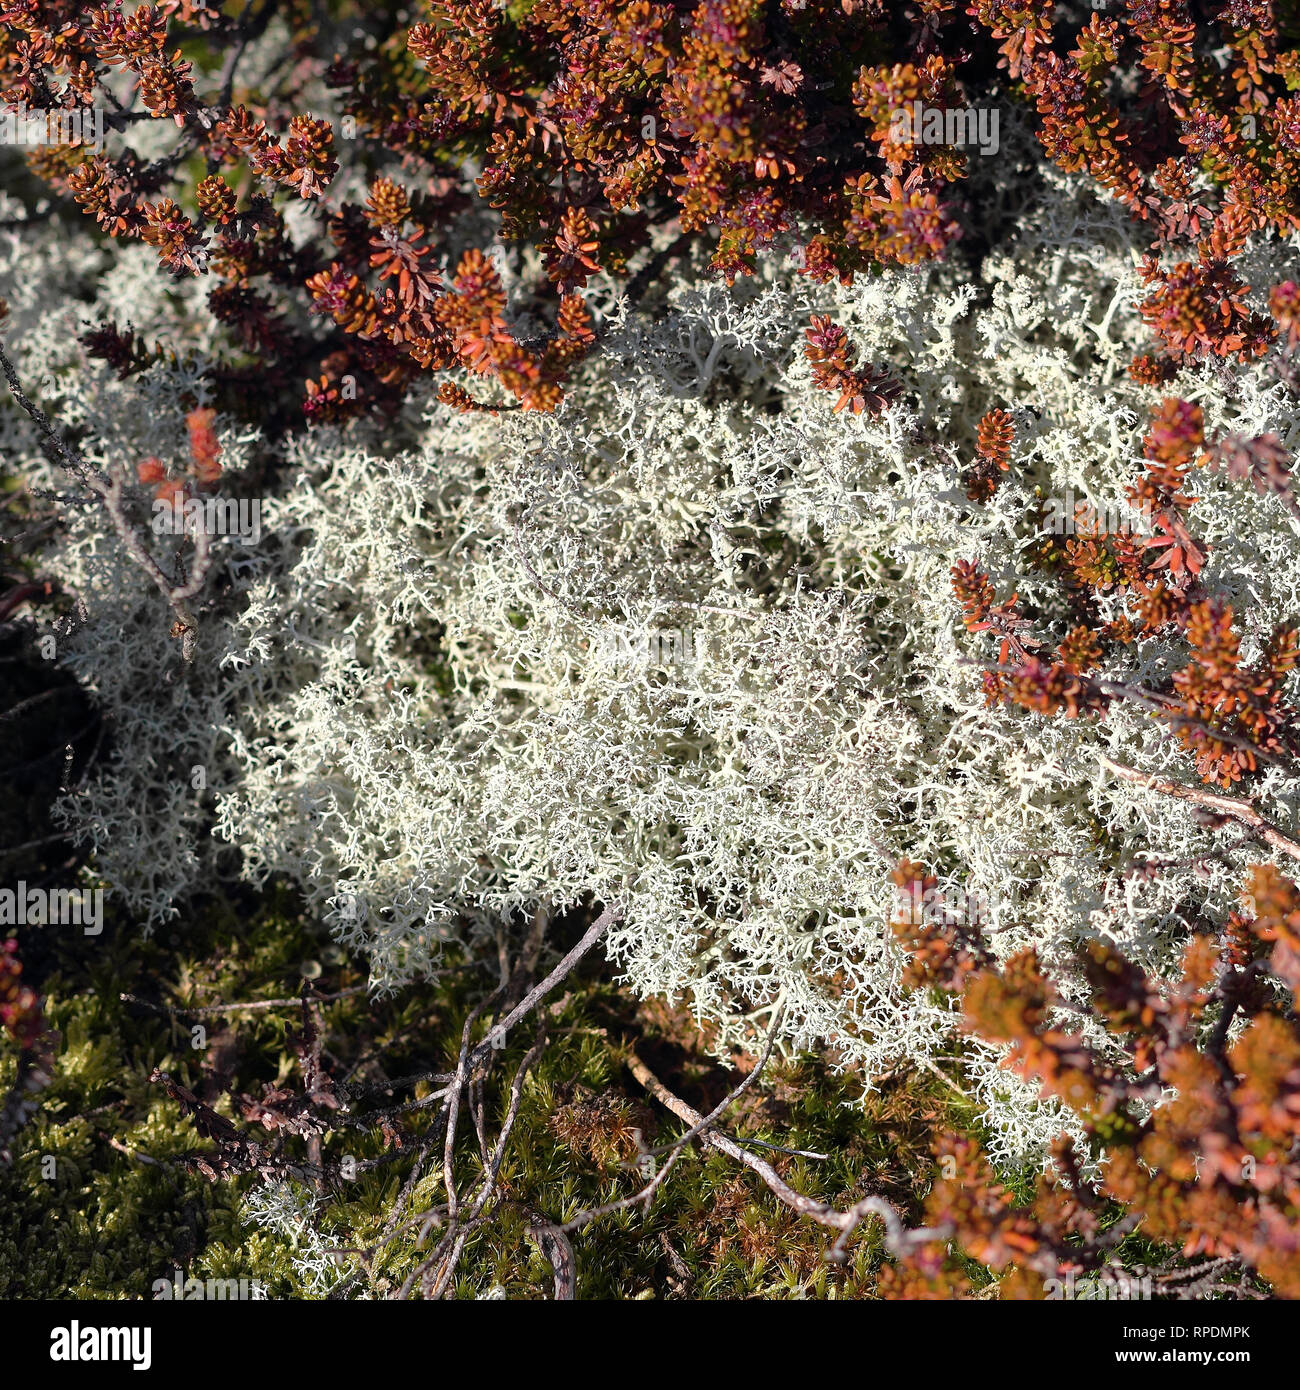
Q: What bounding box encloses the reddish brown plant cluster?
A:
[886,857,1300,1298]
[803,314,899,415]
[7,3,1300,420]
[0,938,43,1051]
[962,407,1015,501]
[954,397,1300,788]
[136,405,223,504]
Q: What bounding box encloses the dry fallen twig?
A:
[370,902,621,1298]
[623,1051,952,1263]
[562,1000,789,1233]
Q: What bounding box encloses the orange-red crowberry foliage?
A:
[886,857,1300,1298]
[6,3,1300,420]
[954,397,1300,789]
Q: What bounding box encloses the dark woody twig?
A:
[0,340,212,659]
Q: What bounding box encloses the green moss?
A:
[0,882,335,1298]
[8,869,1175,1300]
[1,880,1006,1299]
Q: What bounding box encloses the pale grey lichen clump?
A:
[6,161,1300,1164]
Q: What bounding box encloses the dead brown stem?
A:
[1099,754,1300,863]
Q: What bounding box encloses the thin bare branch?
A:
[0,340,214,659]
[121,985,371,1017]
[623,1052,951,1262]
[1099,754,1300,863]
